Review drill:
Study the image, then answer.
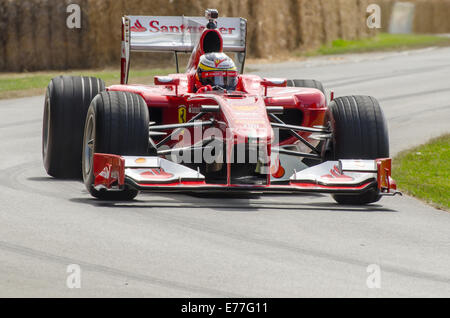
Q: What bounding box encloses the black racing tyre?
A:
[43,76,105,178]
[82,91,149,201]
[325,96,389,205]
[287,79,326,97]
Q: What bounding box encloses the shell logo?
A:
[135,158,146,164]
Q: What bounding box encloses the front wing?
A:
[92,154,398,196]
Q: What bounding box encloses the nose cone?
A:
[218,95,274,144]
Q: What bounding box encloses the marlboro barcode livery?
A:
[42,9,399,204]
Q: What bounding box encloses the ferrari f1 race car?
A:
[42,9,399,205]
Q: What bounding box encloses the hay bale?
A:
[338,0,360,40]
[32,0,52,71]
[245,0,266,57]
[82,0,97,68]
[0,0,381,71]
[86,0,108,67]
[356,0,375,38]
[221,0,251,20]
[414,0,436,33]
[372,0,450,34]
[174,0,204,15]
[320,0,340,44]
[103,0,125,65]
[47,0,68,69]
[297,0,324,51]
[374,0,394,32]
[272,0,295,54]
[274,0,296,51]
[0,0,8,71]
[4,0,21,71]
[64,0,85,69]
[431,0,450,33]
[246,0,283,56]
[15,0,36,71]
[77,0,93,68]
[123,0,178,16]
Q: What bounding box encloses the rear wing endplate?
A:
[121,15,247,84]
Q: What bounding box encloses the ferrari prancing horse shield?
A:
[178,105,187,123]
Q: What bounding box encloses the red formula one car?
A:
[42,9,399,204]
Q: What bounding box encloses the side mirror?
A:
[261,78,287,96]
[154,76,180,95]
[154,76,180,86]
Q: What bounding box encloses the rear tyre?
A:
[287,79,326,97]
[325,96,389,205]
[43,76,105,178]
[82,91,149,201]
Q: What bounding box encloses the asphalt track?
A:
[0,47,449,297]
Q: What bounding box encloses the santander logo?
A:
[99,165,111,179]
[130,20,147,32]
[321,165,354,181]
[130,19,236,35]
[140,168,174,180]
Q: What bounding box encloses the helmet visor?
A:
[200,70,238,90]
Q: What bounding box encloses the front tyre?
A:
[325,96,389,205]
[82,91,149,201]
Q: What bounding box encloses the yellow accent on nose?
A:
[135,158,146,164]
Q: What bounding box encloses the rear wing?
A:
[121,15,247,84]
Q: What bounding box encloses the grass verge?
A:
[305,33,450,56]
[393,134,450,211]
[0,68,174,100]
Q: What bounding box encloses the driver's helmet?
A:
[196,53,238,91]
